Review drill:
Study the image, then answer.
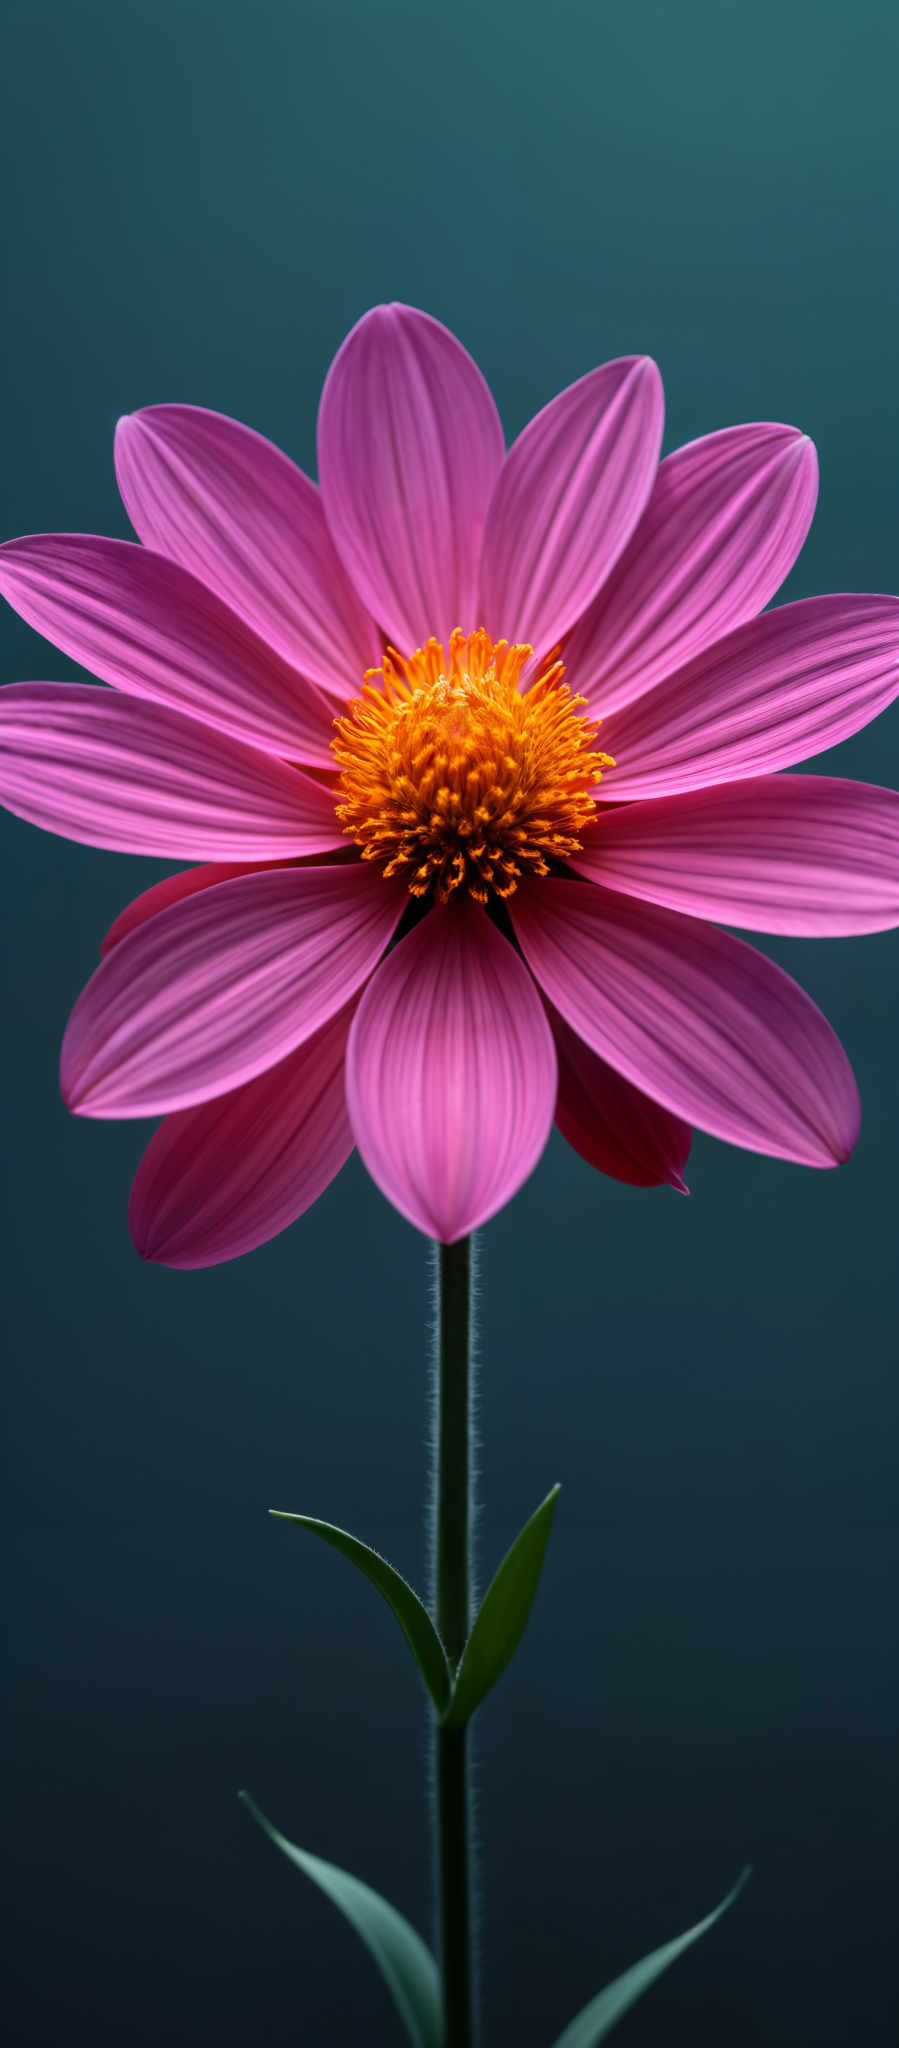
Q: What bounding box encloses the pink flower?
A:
[1,304,898,1263]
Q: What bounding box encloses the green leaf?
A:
[549,1867,751,2047]
[443,1485,561,1728]
[270,1510,451,1713]
[239,1792,443,2048]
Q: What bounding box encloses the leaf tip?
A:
[238,1790,276,1841]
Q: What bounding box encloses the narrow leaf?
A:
[270,1510,451,1712]
[444,1485,561,1727]
[550,1867,751,2047]
[239,1791,443,2048]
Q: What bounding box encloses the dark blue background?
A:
[3,2,897,2042]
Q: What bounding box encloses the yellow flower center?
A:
[331,627,613,904]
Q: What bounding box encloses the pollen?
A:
[332,627,613,903]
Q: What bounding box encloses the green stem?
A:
[434,1235,475,2048]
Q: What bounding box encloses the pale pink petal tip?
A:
[599,594,899,800]
[478,354,664,654]
[0,682,342,859]
[61,862,406,1119]
[130,1004,355,1269]
[114,404,381,698]
[565,421,819,717]
[318,303,505,652]
[0,533,336,767]
[512,878,861,1171]
[346,903,558,1241]
[575,775,899,936]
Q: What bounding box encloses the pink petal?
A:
[510,877,860,1168]
[101,853,356,954]
[102,861,293,955]
[477,357,663,657]
[547,998,691,1190]
[345,902,557,1240]
[0,535,336,766]
[574,775,899,935]
[61,862,406,1119]
[115,405,380,701]
[317,304,505,652]
[0,683,343,858]
[565,424,818,718]
[599,595,899,800]
[130,1003,355,1269]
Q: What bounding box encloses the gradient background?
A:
[2,2,898,2042]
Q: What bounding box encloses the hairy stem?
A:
[433,1235,475,2047]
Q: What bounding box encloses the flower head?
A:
[1,303,897,1260]
[333,630,612,902]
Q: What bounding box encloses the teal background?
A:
[2,1,898,2042]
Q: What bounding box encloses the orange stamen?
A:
[332,627,613,904]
